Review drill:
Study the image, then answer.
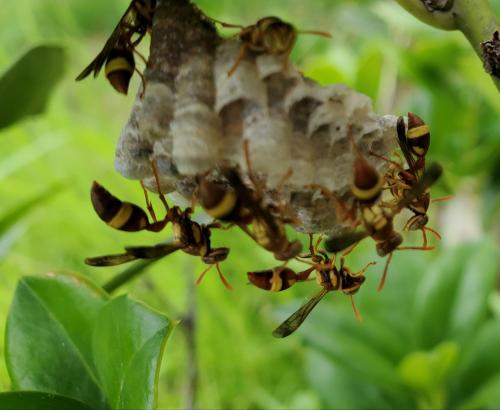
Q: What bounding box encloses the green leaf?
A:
[5,273,108,409]
[92,295,173,410]
[447,240,498,344]
[412,245,474,349]
[453,319,500,404]
[398,341,459,393]
[459,372,500,410]
[0,45,65,130]
[0,391,93,410]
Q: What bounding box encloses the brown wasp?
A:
[311,127,442,291]
[211,16,331,76]
[85,172,231,289]
[370,113,448,247]
[76,0,156,94]
[196,141,302,261]
[263,237,374,338]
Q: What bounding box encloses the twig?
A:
[394,0,500,91]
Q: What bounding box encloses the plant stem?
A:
[395,0,500,91]
[181,259,198,410]
[103,259,160,293]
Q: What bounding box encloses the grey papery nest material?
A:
[114,0,399,234]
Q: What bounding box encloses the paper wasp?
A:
[312,127,443,290]
[85,179,232,289]
[371,113,445,247]
[212,16,331,76]
[263,238,374,338]
[196,142,302,261]
[76,0,156,94]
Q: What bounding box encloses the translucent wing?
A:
[85,242,182,266]
[124,243,183,258]
[85,252,138,266]
[324,230,369,254]
[395,162,442,211]
[272,288,329,338]
[396,116,417,172]
[76,1,138,80]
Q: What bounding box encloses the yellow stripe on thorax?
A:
[206,191,237,219]
[407,125,429,139]
[105,57,133,76]
[108,203,133,229]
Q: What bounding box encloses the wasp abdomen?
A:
[105,48,135,95]
[91,181,149,231]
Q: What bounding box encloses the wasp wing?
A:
[76,1,137,80]
[396,116,417,172]
[324,229,369,254]
[85,252,138,266]
[272,288,329,338]
[395,162,443,211]
[124,243,183,258]
[85,242,182,266]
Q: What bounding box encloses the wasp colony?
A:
[79,0,445,337]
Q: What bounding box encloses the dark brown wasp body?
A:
[270,249,373,338]
[86,180,231,289]
[76,0,156,94]
[212,16,331,76]
[197,164,302,262]
[248,266,315,292]
[196,140,301,261]
[316,128,442,290]
[372,112,443,246]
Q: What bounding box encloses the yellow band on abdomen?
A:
[108,203,133,229]
[206,191,237,219]
[105,57,133,76]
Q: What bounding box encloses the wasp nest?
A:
[114,0,398,234]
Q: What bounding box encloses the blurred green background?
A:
[0,0,499,409]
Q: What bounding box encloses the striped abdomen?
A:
[407,112,430,158]
[90,181,149,231]
[105,47,135,95]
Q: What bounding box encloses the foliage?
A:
[5,272,172,410]
[0,46,65,130]
[0,0,498,409]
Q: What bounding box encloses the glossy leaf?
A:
[92,295,173,410]
[0,45,65,130]
[412,245,474,349]
[0,391,93,410]
[452,319,500,405]
[446,241,497,344]
[5,273,108,409]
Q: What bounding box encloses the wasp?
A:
[85,180,231,289]
[371,113,446,247]
[248,236,374,337]
[76,0,156,94]
[196,142,302,261]
[312,127,442,290]
[212,16,331,76]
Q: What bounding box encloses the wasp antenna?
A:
[216,264,233,290]
[350,295,363,321]
[195,264,213,286]
[377,252,393,292]
[432,195,453,203]
[297,30,332,38]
